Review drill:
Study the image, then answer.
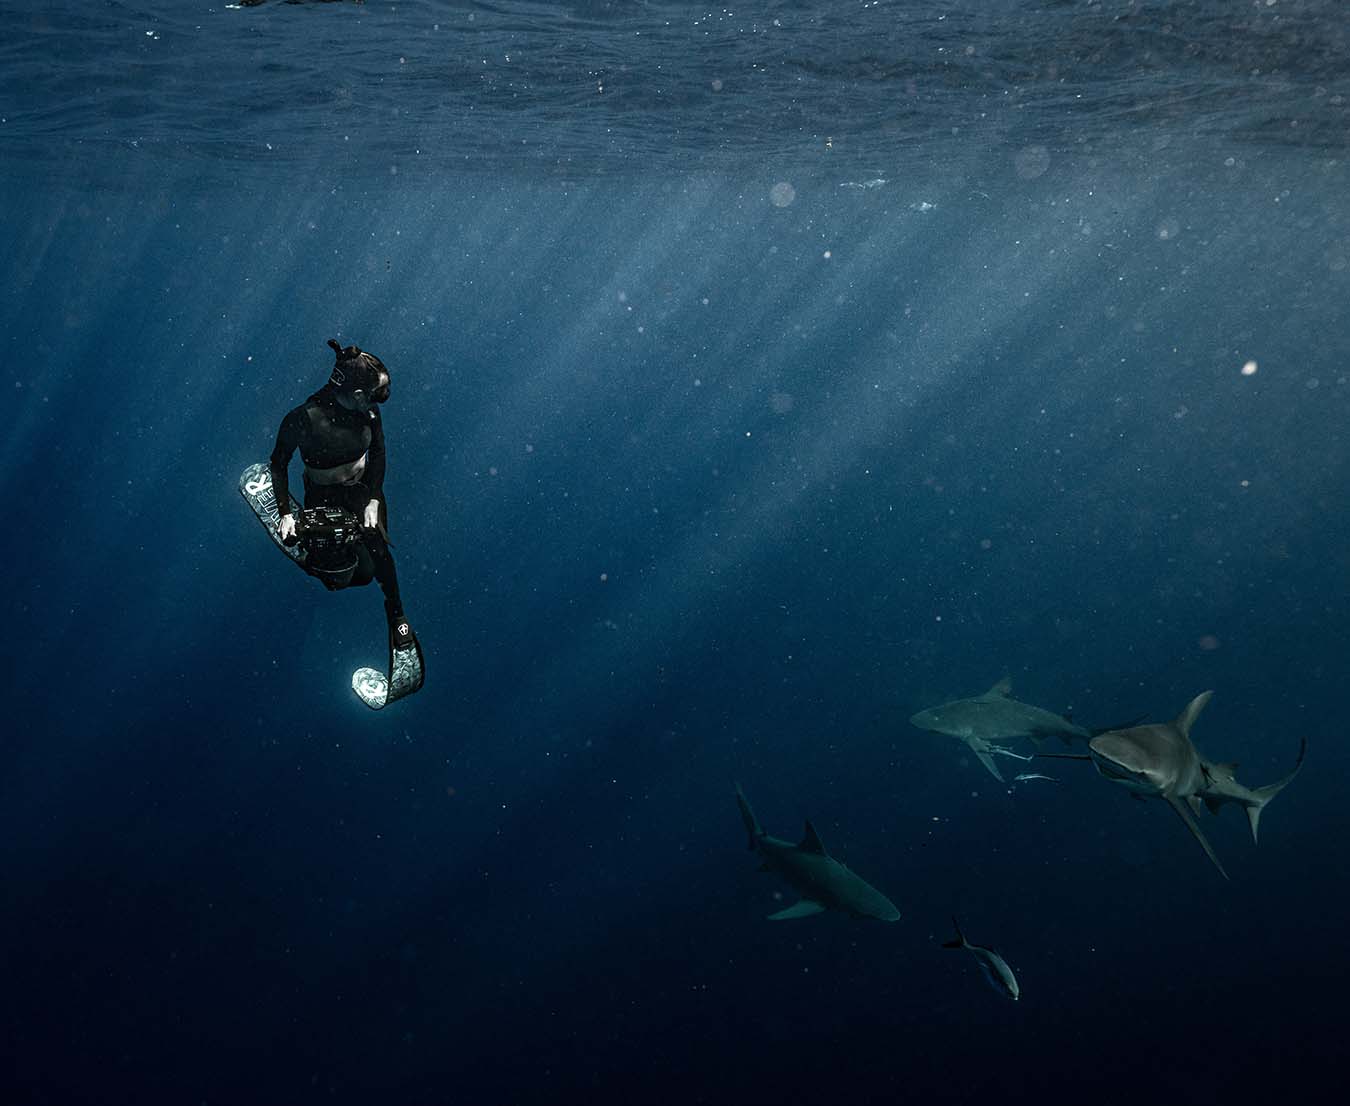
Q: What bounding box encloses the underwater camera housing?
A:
[286,505,363,589]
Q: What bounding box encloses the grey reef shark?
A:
[1076,690,1306,880]
[909,676,1097,782]
[735,784,900,922]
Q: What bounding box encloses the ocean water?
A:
[3,1,1348,1103]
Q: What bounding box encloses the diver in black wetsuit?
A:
[269,338,412,645]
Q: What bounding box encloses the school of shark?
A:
[737,679,1305,1003]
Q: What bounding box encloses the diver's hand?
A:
[279,513,297,542]
[363,499,380,529]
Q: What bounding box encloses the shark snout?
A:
[1089,749,1133,782]
[1089,735,1158,791]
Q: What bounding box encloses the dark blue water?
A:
[4,2,1348,1103]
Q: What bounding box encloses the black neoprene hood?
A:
[327,338,389,400]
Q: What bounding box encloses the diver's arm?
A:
[365,409,387,498]
[363,409,388,527]
[269,406,306,530]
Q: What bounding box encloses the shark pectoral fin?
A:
[768,899,826,921]
[974,748,1004,782]
[1187,796,1205,817]
[1165,794,1229,880]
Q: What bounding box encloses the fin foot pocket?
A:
[352,609,425,711]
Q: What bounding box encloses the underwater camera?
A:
[286,505,363,589]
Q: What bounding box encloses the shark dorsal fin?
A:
[1174,690,1213,738]
[983,676,1013,699]
[798,820,829,855]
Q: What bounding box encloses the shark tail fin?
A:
[941,915,966,949]
[1245,738,1307,845]
[734,782,762,850]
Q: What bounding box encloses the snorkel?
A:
[327,337,390,408]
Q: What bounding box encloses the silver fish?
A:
[942,916,1019,1001]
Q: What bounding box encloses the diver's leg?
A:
[365,532,404,622]
[348,545,375,588]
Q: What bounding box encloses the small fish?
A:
[1012,772,1059,784]
[942,916,1020,1001]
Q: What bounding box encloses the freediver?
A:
[269,338,413,647]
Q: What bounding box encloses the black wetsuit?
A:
[269,386,402,616]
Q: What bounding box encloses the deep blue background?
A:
[3,3,1349,1104]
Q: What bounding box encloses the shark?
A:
[734,784,901,922]
[942,916,1020,1001]
[1084,690,1306,880]
[909,677,1093,782]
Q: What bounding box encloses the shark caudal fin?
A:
[942,915,967,949]
[734,782,763,850]
[1246,738,1307,844]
